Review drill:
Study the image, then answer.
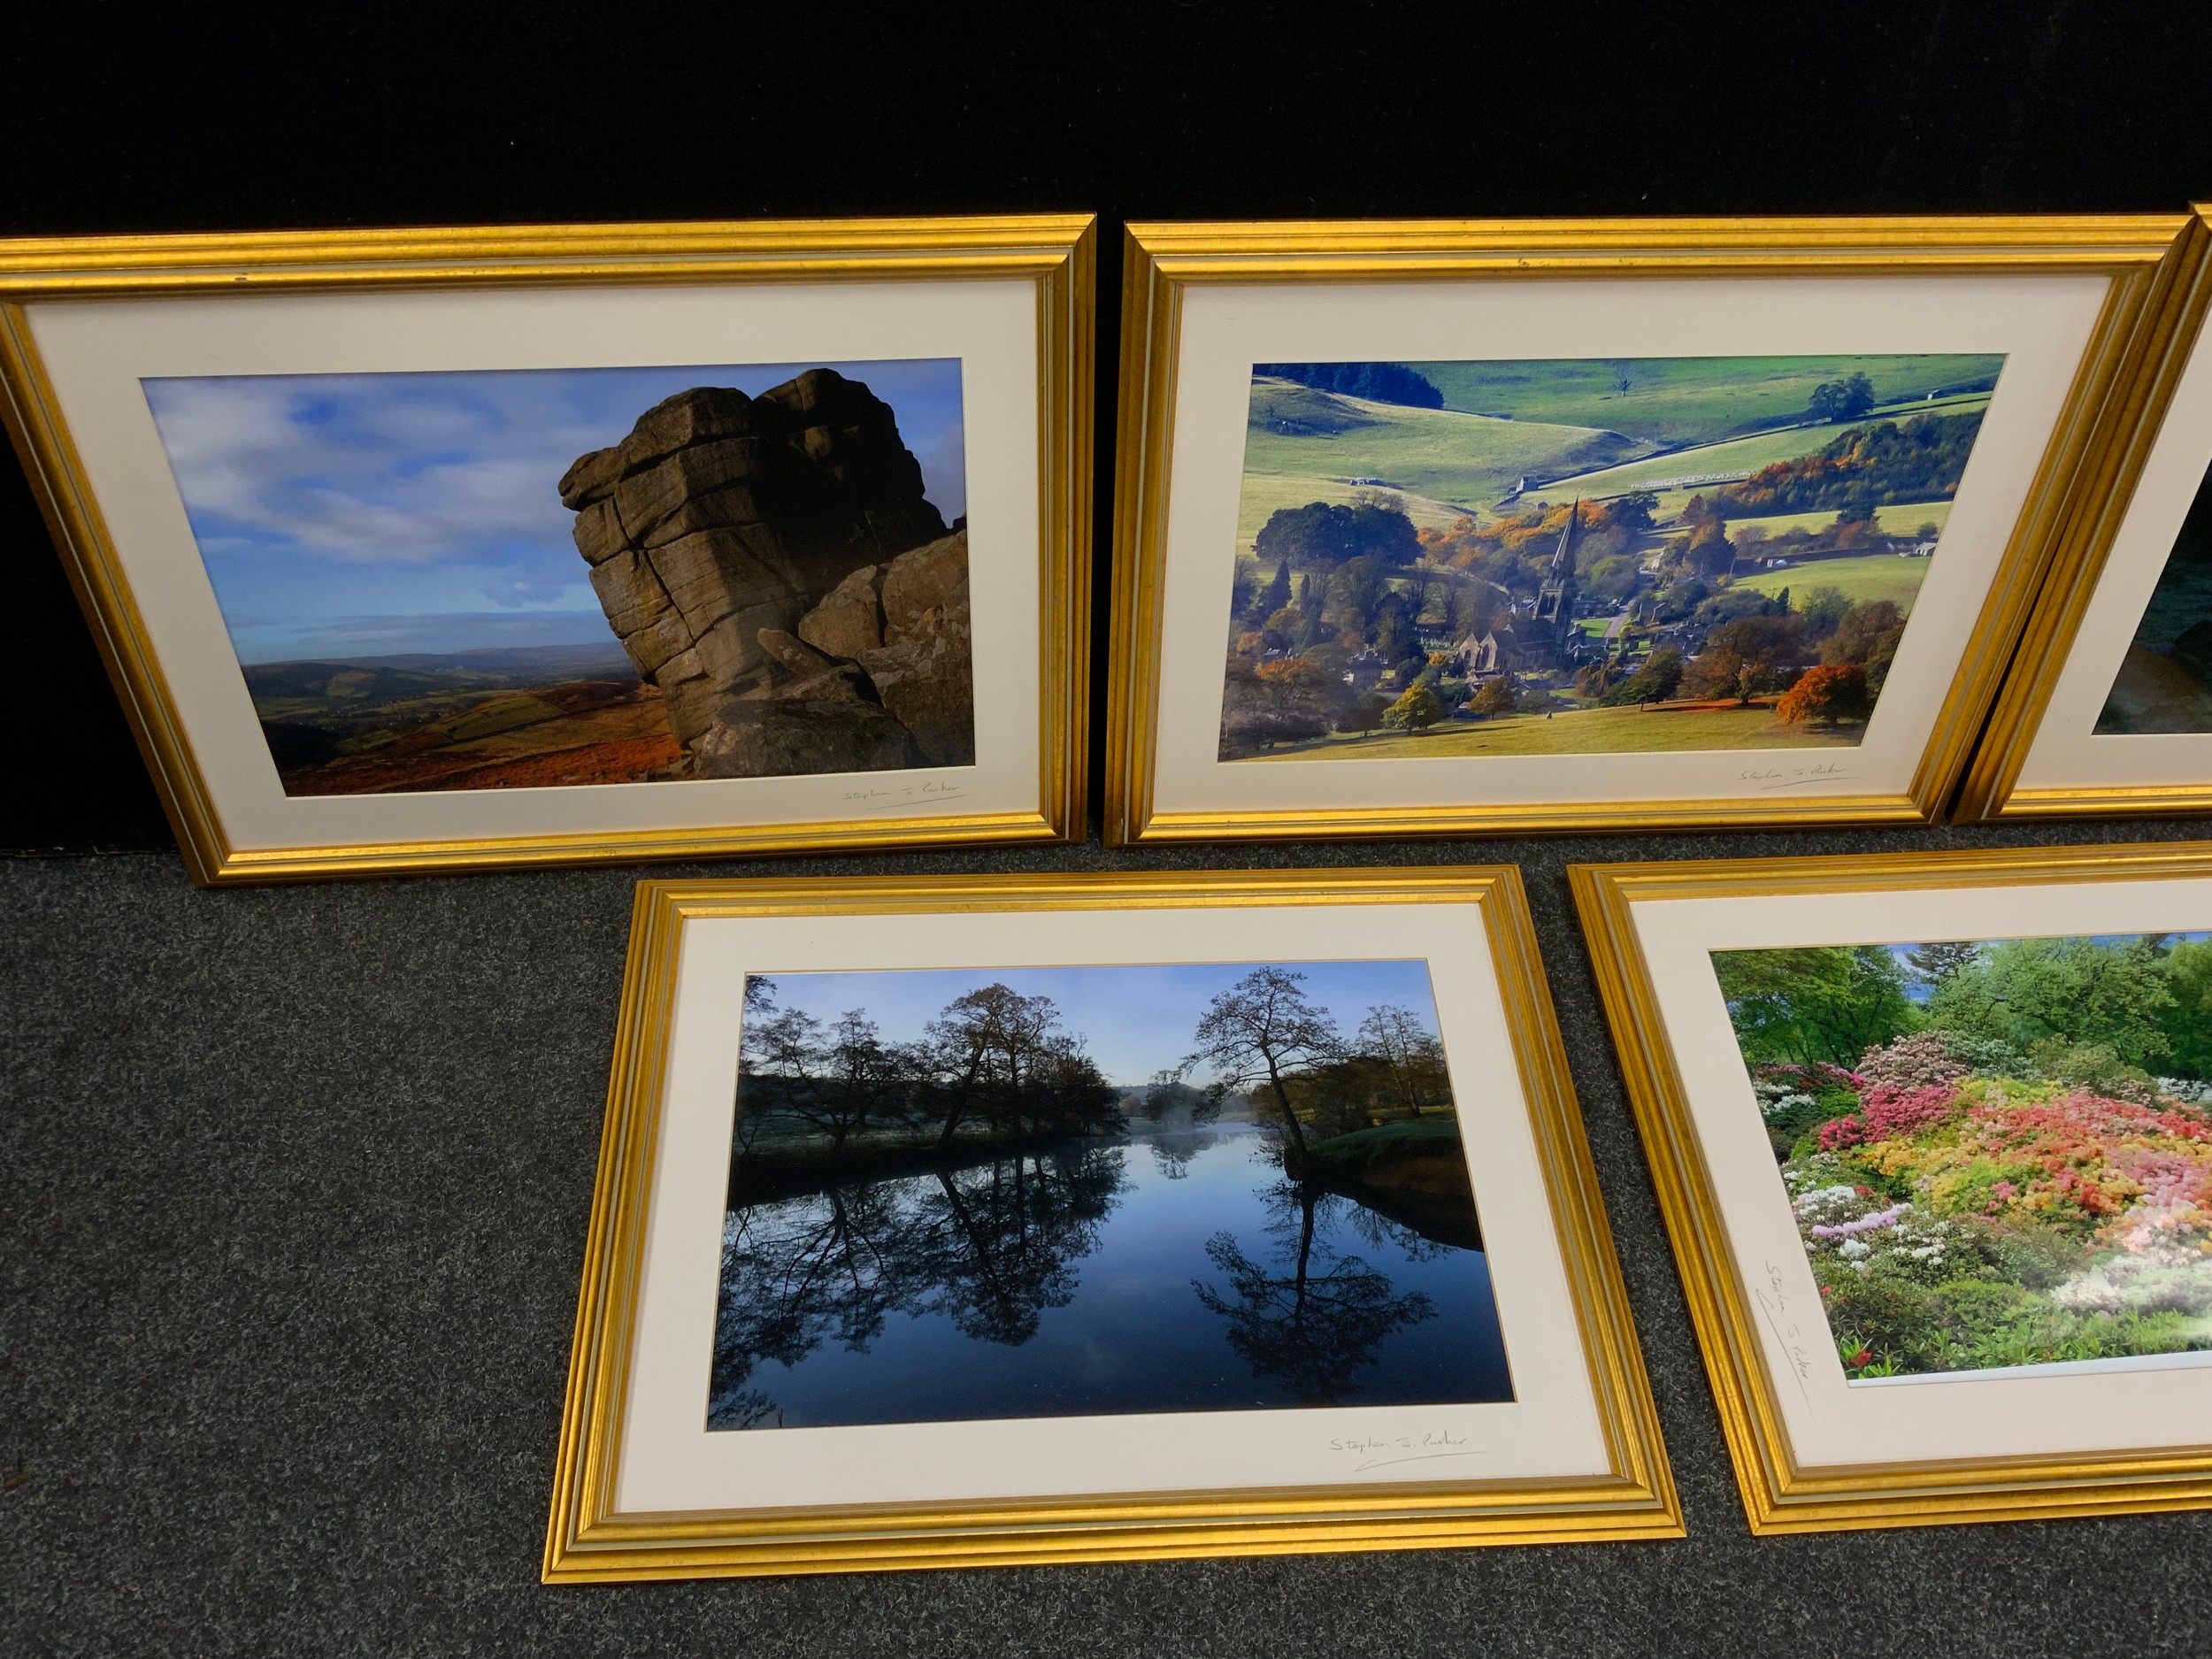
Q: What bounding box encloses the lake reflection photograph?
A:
[708,959,1512,1430]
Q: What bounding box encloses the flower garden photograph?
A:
[1714,930,2212,1379]
[1217,353,2005,761]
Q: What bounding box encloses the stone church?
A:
[1451,502,1588,679]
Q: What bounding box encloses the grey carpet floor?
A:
[5,821,2209,1656]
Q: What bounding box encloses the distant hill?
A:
[242,641,635,705]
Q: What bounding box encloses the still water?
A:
[708,1123,1512,1429]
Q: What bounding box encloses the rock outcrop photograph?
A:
[560,368,975,780]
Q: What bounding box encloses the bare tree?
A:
[1356,1004,1450,1118]
[919,983,1062,1148]
[745,1004,889,1154]
[1181,967,1342,1160]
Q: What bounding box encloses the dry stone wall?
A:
[560,369,972,779]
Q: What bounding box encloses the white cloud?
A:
[143,374,601,566]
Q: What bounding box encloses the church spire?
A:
[1552,500,1581,573]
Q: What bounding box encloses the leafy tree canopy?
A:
[1808,372,1877,424]
[1924,936,2175,1071]
[1714,945,1918,1067]
[1255,501,1422,569]
[1598,647,1684,707]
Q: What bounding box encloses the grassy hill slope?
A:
[1237,380,1651,546]
[1411,355,2005,448]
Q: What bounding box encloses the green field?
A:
[1248,702,1861,759]
[1238,380,1653,541]
[1733,552,1932,611]
[1730,499,1952,541]
[1528,395,1989,508]
[1409,356,2004,449]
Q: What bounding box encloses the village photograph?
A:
[1716,930,2212,1379]
[142,357,973,795]
[708,959,1510,1430]
[1217,353,2007,761]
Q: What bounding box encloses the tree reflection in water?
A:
[1146,1124,1220,1180]
[1194,1179,1439,1404]
[709,1142,1127,1427]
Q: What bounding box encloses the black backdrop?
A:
[9,0,2212,852]
[8,7,2212,1656]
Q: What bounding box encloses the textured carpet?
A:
[5,821,2209,1656]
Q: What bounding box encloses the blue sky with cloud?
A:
[142,358,965,664]
[749,960,1446,1087]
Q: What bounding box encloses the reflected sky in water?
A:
[710,1123,1511,1429]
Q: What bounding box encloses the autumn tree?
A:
[1383,684,1444,732]
[1821,598,1906,691]
[1775,662,1870,726]
[1467,678,1516,718]
[1181,968,1344,1161]
[1681,646,1747,702]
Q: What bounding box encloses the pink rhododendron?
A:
[1816,1083,1961,1150]
[1855,1033,1970,1094]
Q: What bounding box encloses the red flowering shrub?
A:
[1816,1083,1962,1151]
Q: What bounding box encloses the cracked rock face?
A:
[558,369,960,775]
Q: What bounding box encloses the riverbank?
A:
[1292,1119,1484,1251]
[728,1122,1126,1206]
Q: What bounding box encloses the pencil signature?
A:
[1738,760,1852,791]
[1328,1429,1485,1472]
[1753,1257,1817,1401]
[839,778,969,810]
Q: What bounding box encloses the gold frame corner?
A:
[1569,842,2212,1533]
[0,213,1099,883]
[543,866,1681,1580]
[1102,214,2187,847]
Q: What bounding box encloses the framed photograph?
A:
[1573,842,2212,1533]
[1958,209,2212,820]
[0,217,1093,882]
[1103,216,2183,845]
[545,868,1678,1580]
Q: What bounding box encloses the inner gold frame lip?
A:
[1571,841,2212,1535]
[1957,205,2212,822]
[0,214,1096,884]
[544,866,1680,1582]
[1103,214,2190,848]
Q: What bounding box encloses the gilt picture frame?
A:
[1956,207,2212,821]
[1103,216,2183,846]
[544,867,1678,1580]
[0,216,1093,883]
[1573,842,2212,1534]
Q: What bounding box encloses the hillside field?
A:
[1733,552,1932,611]
[1238,380,1651,534]
[1535,393,1991,503]
[1245,701,1862,759]
[1410,356,2003,447]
